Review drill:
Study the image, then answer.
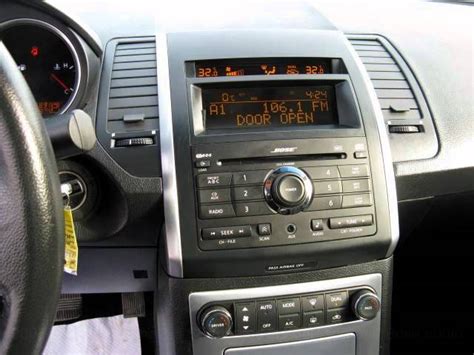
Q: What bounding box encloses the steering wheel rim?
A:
[0,42,64,354]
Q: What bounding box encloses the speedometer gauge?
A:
[1,20,80,117]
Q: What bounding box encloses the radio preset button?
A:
[197,173,232,188]
[235,202,272,217]
[342,179,370,193]
[313,180,342,195]
[329,215,373,229]
[304,166,340,180]
[199,188,231,204]
[233,171,268,186]
[199,204,235,219]
[342,194,373,208]
[307,196,342,211]
[202,226,251,240]
[233,186,264,201]
[338,164,369,178]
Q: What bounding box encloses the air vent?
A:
[348,37,423,126]
[96,37,161,177]
[107,40,158,132]
[348,35,438,162]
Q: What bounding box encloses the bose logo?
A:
[270,147,298,154]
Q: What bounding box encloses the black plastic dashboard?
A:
[0,0,473,291]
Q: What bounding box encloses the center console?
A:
[157,27,398,355]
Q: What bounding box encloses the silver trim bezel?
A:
[0,18,82,116]
[343,35,400,257]
[189,273,382,355]
[157,33,184,277]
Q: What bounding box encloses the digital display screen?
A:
[196,59,331,77]
[201,85,338,130]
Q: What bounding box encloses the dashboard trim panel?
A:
[157,32,184,278]
[343,36,400,257]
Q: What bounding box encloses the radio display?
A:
[196,59,331,77]
[201,85,338,130]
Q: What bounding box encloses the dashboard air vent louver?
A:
[348,37,421,124]
[107,40,158,131]
[347,35,438,162]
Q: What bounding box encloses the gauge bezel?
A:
[0,18,82,116]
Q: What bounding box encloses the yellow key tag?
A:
[64,206,78,275]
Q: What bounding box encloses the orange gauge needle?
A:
[50,73,71,93]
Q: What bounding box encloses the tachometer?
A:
[1,20,80,117]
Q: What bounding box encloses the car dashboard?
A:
[0,0,473,354]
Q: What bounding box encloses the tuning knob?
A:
[351,290,381,321]
[264,166,313,214]
[199,306,233,338]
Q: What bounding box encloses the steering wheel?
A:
[0,42,64,353]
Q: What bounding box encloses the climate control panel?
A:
[197,287,380,338]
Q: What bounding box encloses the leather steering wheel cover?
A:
[0,42,64,354]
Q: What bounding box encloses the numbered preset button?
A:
[232,186,264,201]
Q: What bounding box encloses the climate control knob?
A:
[351,290,381,321]
[264,166,313,214]
[199,306,233,338]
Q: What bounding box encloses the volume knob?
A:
[264,166,313,215]
[199,306,233,338]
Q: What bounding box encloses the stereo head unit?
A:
[159,30,398,278]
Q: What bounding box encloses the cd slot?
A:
[219,153,346,166]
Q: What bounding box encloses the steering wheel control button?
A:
[302,294,324,312]
[277,298,300,315]
[197,173,232,188]
[264,166,313,214]
[256,300,277,332]
[327,308,349,324]
[199,204,235,219]
[352,290,381,321]
[200,306,233,338]
[198,188,231,204]
[342,179,370,193]
[310,219,324,231]
[257,223,272,236]
[303,311,324,328]
[274,175,305,206]
[202,226,251,240]
[313,180,342,195]
[308,196,342,211]
[338,164,369,178]
[326,291,349,309]
[235,302,256,334]
[278,314,301,331]
[342,194,373,208]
